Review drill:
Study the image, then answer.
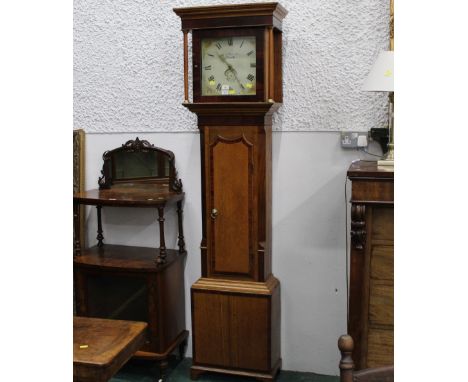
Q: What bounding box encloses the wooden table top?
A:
[347,160,394,179]
[74,184,184,207]
[73,316,147,381]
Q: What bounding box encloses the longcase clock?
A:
[174,3,287,381]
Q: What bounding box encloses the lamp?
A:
[363,51,394,166]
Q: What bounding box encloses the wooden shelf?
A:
[74,245,186,272]
[74,184,184,207]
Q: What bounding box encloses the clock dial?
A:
[201,36,256,96]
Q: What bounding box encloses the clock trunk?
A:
[204,124,271,281]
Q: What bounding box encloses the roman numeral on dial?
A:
[216,83,222,91]
[208,75,215,81]
[228,38,233,46]
[250,63,256,68]
[247,74,255,81]
[216,42,222,50]
[204,65,212,70]
[247,50,254,56]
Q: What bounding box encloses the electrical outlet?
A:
[341,131,368,148]
[357,135,368,147]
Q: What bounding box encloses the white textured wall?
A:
[74,0,389,132]
[74,0,389,376]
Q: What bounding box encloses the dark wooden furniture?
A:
[174,4,287,381]
[347,161,394,369]
[73,138,188,379]
[73,316,147,382]
[338,335,394,382]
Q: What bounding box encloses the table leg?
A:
[156,207,167,264]
[96,205,104,247]
[176,200,186,253]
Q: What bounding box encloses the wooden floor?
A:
[111,358,339,382]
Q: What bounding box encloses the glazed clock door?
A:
[205,127,257,280]
[192,27,265,103]
[200,35,257,97]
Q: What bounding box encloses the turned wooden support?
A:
[156,207,167,264]
[96,205,104,247]
[183,29,189,103]
[177,200,186,253]
[264,28,270,102]
[338,335,354,382]
[339,334,394,382]
[73,200,81,256]
[268,26,274,102]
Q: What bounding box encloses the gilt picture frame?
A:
[73,129,85,252]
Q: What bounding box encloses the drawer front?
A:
[351,180,393,203]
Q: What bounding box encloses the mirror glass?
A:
[113,150,170,180]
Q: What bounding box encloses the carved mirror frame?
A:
[98,137,182,193]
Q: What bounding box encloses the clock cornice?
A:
[173,2,287,30]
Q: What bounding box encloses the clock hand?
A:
[224,67,245,91]
[217,53,245,90]
[216,53,235,73]
[230,69,245,90]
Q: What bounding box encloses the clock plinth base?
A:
[191,276,281,381]
[190,358,282,381]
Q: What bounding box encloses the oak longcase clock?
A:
[174,3,287,381]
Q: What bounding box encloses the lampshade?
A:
[362,51,394,92]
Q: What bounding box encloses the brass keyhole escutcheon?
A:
[211,208,218,219]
